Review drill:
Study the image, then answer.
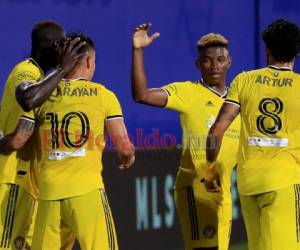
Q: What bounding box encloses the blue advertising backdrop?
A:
[1,0,299,142]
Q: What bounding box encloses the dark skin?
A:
[131,23,231,249]
[16,36,86,112]
[131,23,231,106]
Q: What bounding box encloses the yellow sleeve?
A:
[12,61,42,120]
[12,61,42,86]
[225,73,243,107]
[162,82,188,113]
[103,89,123,120]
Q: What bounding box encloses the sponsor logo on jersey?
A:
[205,101,215,107]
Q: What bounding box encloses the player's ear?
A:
[86,54,91,69]
[228,56,232,68]
[195,57,201,70]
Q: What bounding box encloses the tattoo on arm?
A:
[215,103,240,124]
[17,119,35,134]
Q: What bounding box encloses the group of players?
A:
[0,17,299,250]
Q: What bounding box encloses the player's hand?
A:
[55,37,87,75]
[203,164,221,193]
[132,23,160,49]
[119,155,135,170]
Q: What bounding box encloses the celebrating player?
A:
[131,23,240,250]
[205,18,300,250]
[0,20,83,250]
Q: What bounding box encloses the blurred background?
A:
[1,0,300,249]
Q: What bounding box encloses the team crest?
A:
[203,225,216,239]
[14,236,25,250]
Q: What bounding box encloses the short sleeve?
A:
[162,82,189,113]
[103,89,123,120]
[225,73,243,107]
[13,61,42,87]
[12,61,42,120]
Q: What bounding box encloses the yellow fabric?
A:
[226,67,300,195]
[34,79,122,200]
[240,184,300,250]
[31,188,118,250]
[174,183,232,250]
[0,59,41,198]
[0,184,35,250]
[163,81,240,203]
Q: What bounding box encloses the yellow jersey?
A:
[226,66,300,195]
[163,81,240,202]
[34,79,123,200]
[0,59,42,197]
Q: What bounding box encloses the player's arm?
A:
[0,119,35,155]
[204,102,240,192]
[106,118,135,169]
[131,23,167,107]
[16,38,86,112]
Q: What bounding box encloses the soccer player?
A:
[131,23,240,250]
[0,20,84,249]
[3,33,135,250]
[205,18,300,250]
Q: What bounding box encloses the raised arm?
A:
[0,118,35,155]
[16,38,86,111]
[131,23,168,107]
[204,102,240,192]
[106,118,135,169]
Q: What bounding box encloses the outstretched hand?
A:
[132,23,160,49]
[55,37,87,75]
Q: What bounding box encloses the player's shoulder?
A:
[163,80,199,92]
[10,58,42,80]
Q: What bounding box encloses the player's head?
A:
[196,33,231,87]
[262,18,300,63]
[31,20,65,69]
[66,32,96,81]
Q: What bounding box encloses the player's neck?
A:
[65,68,89,81]
[267,56,294,70]
[201,78,227,96]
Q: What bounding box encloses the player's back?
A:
[35,78,122,200]
[228,66,300,194]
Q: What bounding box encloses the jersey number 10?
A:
[45,112,90,149]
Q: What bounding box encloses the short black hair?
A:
[67,32,95,54]
[31,20,64,57]
[262,18,300,62]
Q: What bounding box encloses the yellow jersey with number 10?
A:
[34,79,123,200]
[226,66,300,195]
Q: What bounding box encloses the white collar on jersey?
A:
[200,78,228,98]
[268,65,292,71]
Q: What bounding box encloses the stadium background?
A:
[0,0,300,249]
